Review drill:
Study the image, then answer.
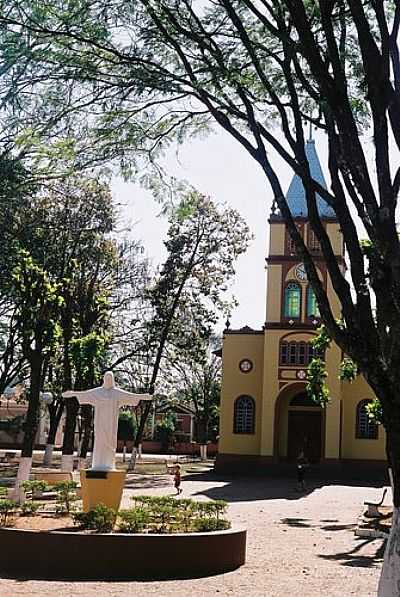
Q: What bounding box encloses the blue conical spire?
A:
[285,140,336,219]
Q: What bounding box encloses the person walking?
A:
[296,451,309,491]
[174,464,183,495]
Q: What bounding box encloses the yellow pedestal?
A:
[80,469,126,512]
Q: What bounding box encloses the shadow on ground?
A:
[125,474,171,489]
[280,517,356,532]
[186,471,386,503]
[318,536,386,568]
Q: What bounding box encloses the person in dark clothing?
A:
[296,451,308,491]
[174,464,182,495]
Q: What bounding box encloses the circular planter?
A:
[0,526,246,580]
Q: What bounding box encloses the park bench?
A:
[364,487,388,518]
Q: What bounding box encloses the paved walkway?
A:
[0,473,386,596]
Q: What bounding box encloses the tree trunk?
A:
[61,398,79,471]
[129,446,138,471]
[79,405,93,460]
[129,402,152,470]
[14,356,42,501]
[43,404,64,467]
[43,444,54,468]
[378,506,400,597]
[60,320,75,471]
[200,444,208,461]
[378,428,400,596]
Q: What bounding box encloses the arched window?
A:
[234,396,255,434]
[356,400,378,439]
[284,283,301,318]
[307,286,320,318]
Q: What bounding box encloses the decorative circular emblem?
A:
[296,370,307,380]
[239,359,253,373]
[295,263,307,282]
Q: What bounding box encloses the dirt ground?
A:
[0,471,386,597]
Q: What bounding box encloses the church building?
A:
[216,139,386,475]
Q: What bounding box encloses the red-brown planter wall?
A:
[0,526,246,580]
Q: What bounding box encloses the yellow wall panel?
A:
[219,333,264,455]
[341,375,386,460]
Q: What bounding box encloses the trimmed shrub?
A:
[127,495,230,533]
[118,508,150,533]
[72,504,117,533]
[0,499,17,526]
[193,518,231,532]
[20,501,41,516]
[53,480,78,515]
[21,480,49,497]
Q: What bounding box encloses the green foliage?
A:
[306,358,330,406]
[360,239,374,258]
[117,411,137,442]
[195,499,227,520]
[339,357,358,382]
[21,480,49,495]
[311,325,331,352]
[365,398,383,424]
[70,331,109,386]
[126,495,230,534]
[118,507,150,533]
[11,250,64,358]
[0,499,17,526]
[73,503,117,533]
[192,518,231,532]
[20,501,41,516]
[155,413,176,448]
[53,480,78,515]
[0,159,35,290]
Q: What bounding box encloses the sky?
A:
[111,126,370,332]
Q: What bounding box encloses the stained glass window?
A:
[307,286,320,317]
[284,283,301,318]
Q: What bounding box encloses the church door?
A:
[287,393,323,463]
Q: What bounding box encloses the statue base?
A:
[80,469,126,512]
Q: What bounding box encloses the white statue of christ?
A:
[63,371,152,471]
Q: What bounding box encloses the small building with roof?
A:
[216,139,386,476]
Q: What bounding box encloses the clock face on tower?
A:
[295,263,307,282]
[239,359,253,373]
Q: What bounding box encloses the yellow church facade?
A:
[216,140,386,475]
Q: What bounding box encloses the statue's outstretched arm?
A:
[62,389,97,406]
[117,390,152,407]
[63,390,83,398]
